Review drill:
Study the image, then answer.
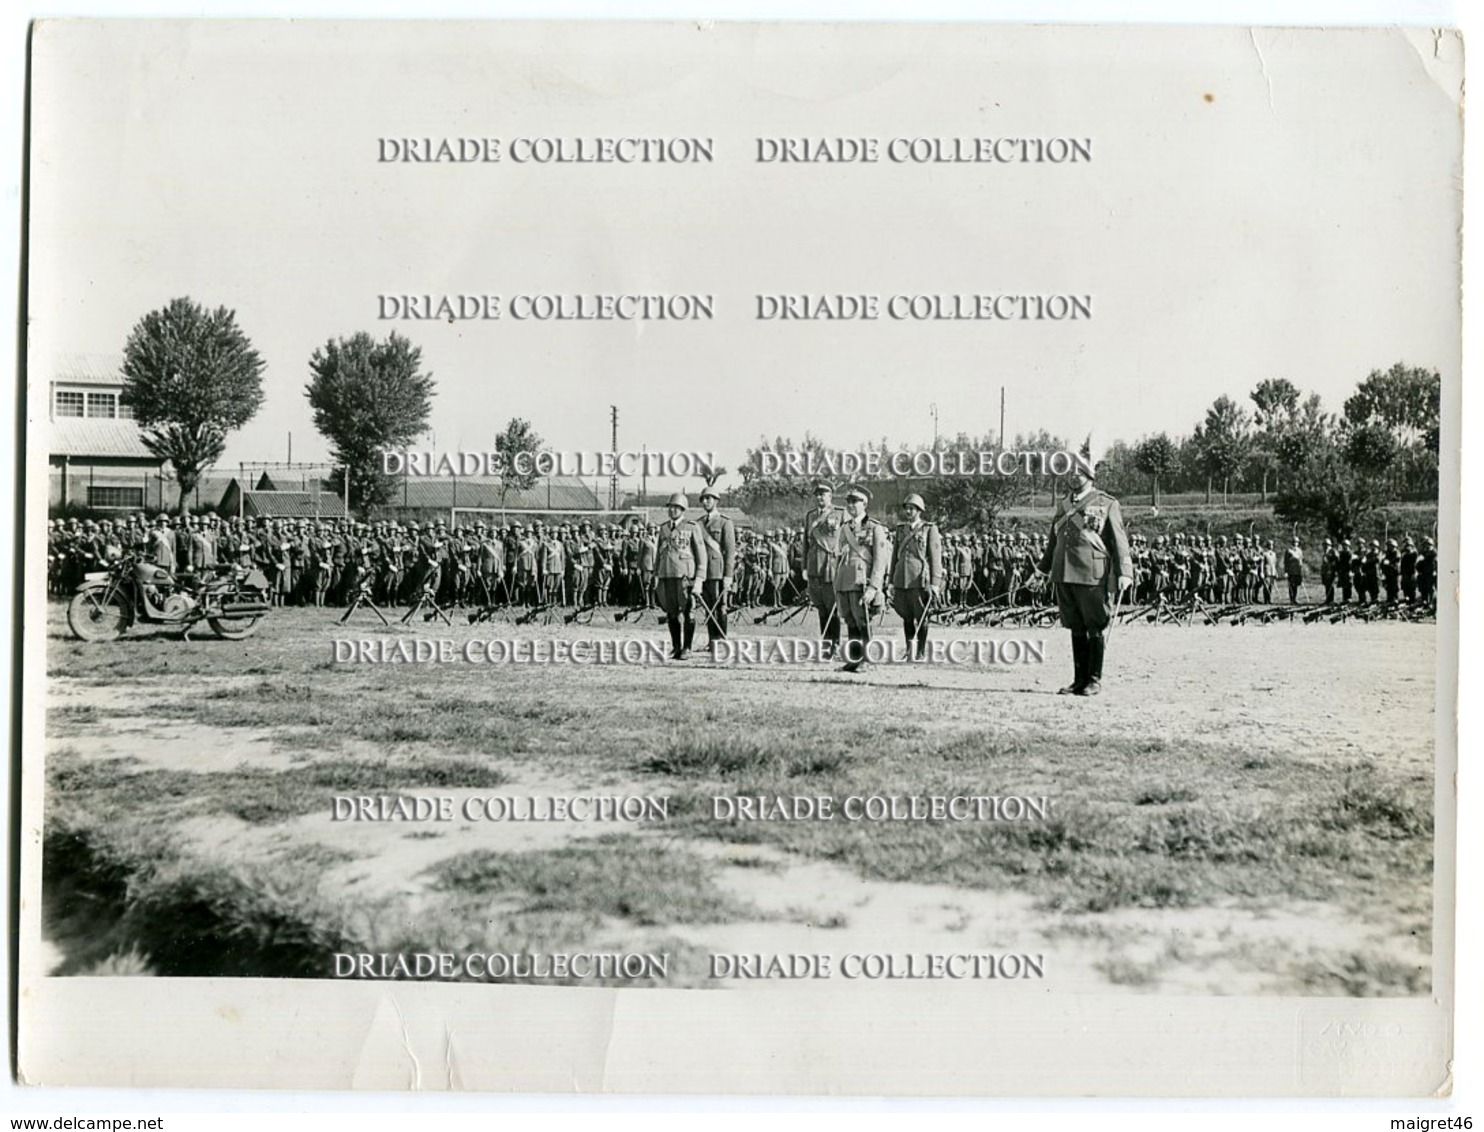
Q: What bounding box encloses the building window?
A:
[88,486,145,509]
[86,392,118,419]
[117,399,135,420]
[54,390,84,417]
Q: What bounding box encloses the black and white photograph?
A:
[15,18,1463,1097]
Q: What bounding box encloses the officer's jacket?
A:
[539,536,565,573]
[697,510,736,581]
[803,506,845,580]
[478,537,505,572]
[1038,487,1133,590]
[515,536,538,574]
[834,516,888,593]
[890,520,943,591]
[655,519,708,580]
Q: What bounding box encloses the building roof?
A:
[240,491,348,520]
[49,419,160,460]
[388,476,602,512]
[48,353,125,387]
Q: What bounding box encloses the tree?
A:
[932,431,1029,528]
[1190,395,1252,503]
[493,417,543,508]
[120,297,266,513]
[1249,378,1301,500]
[1343,363,1441,497]
[1132,433,1179,506]
[306,331,435,514]
[1273,425,1384,541]
[1275,393,1332,473]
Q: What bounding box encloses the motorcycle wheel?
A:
[208,613,264,640]
[67,587,129,641]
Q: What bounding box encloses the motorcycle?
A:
[66,551,272,642]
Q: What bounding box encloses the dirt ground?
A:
[37,601,1441,994]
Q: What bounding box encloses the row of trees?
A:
[115,296,1442,539]
[1102,368,1441,510]
[118,296,547,514]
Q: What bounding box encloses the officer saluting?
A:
[1036,457,1133,696]
[803,480,846,658]
[890,493,943,660]
[655,493,708,660]
[834,484,889,673]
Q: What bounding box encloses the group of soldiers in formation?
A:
[46,497,1438,638]
[1124,531,1438,609]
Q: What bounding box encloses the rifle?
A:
[515,599,558,626]
[755,596,810,625]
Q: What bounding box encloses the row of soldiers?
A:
[1121,531,1438,608]
[46,510,1438,616]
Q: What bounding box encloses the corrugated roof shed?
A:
[389,476,602,511]
[49,419,159,460]
[241,491,348,519]
[48,353,125,386]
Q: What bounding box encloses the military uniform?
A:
[696,490,736,648]
[1038,480,1133,695]
[890,494,943,660]
[655,495,708,658]
[833,486,888,672]
[803,483,846,657]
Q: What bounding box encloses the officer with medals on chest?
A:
[803,480,846,659]
[833,484,889,673]
[1036,460,1133,697]
[655,493,708,660]
[890,493,944,661]
[696,486,736,653]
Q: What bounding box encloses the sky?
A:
[28,22,1463,493]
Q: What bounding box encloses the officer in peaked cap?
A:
[654,492,708,659]
[833,484,888,672]
[1036,452,1132,697]
[890,492,943,660]
[696,485,736,652]
[803,479,846,659]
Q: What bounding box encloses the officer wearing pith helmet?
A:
[654,492,708,660]
[890,492,943,660]
[833,484,888,672]
[1036,446,1133,696]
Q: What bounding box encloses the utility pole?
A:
[930,403,939,445]
[609,404,619,510]
[999,386,1006,450]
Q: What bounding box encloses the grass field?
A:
[39,600,1438,994]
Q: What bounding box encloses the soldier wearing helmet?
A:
[890,492,942,660]
[696,486,736,651]
[654,493,707,659]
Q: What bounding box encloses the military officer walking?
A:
[833,485,889,673]
[655,493,708,660]
[696,486,736,652]
[890,493,943,660]
[1036,464,1133,696]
